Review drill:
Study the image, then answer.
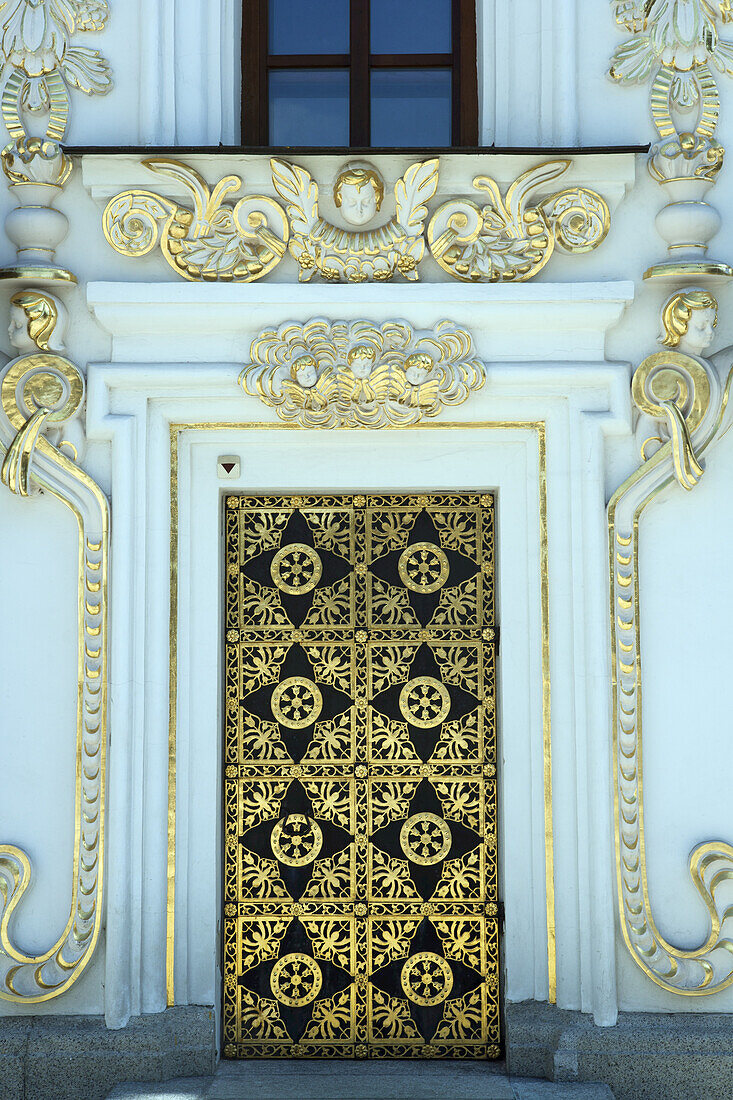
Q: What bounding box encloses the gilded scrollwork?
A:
[610,289,733,994]
[427,160,610,282]
[239,319,486,430]
[271,157,439,282]
[103,158,289,283]
[0,292,109,1002]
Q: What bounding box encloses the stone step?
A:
[108,1062,615,1100]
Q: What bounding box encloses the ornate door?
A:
[223,492,500,1060]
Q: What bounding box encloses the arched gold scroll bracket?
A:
[609,348,733,994]
[0,353,109,1002]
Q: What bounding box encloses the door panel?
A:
[223,492,500,1059]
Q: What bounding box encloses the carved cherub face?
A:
[404,353,433,386]
[9,304,32,353]
[347,345,376,379]
[680,306,716,356]
[292,353,318,388]
[334,165,385,228]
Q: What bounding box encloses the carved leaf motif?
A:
[369,511,417,561]
[433,780,482,830]
[303,712,353,762]
[395,158,440,234]
[431,511,478,558]
[239,987,290,1041]
[304,645,352,693]
[369,645,417,694]
[303,576,352,628]
[370,780,420,831]
[241,714,292,763]
[370,576,420,627]
[271,157,319,235]
[371,987,421,1040]
[241,919,290,970]
[305,510,352,559]
[370,918,421,970]
[302,918,352,969]
[241,576,291,628]
[302,847,352,900]
[431,710,480,763]
[432,575,479,628]
[303,780,351,830]
[434,918,482,970]
[241,645,289,692]
[433,986,484,1041]
[431,646,479,695]
[371,847,420,901]
[303,987,352,1041]
[240,780,289,829]
[61,45,112,94]
[370,711,419,763]
[434,848,482,901]
[240,848,290,900]
[241,510,290,561]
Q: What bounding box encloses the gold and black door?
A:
[223,492,500,1059]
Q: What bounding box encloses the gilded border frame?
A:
[165,420,555,1008]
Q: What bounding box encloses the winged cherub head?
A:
[347,345,377,379]
[403,352,434,386]
[290,352,319,388]
[661,288,718,355]
[334,163,385,227]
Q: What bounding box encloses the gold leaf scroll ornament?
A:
[427,159,610,282]
[0,351,109,1002]
[271,157,439,282]
[610,335,733,995]
[103,158,289,282]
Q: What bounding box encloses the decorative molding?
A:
[609,289,733,994]
[103,158,290,283]
[270,158,439,283]
[0,0,113,143]
[238,320,485,429]
[427,160,610,282]
[609,0,733,280]
[0,296,109,1002]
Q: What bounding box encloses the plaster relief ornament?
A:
[238,320,485,429]
[609,1,733,273]
[609,288,733,996]
[0,290,109,1001]
[0,0,113,143]
[270,157,439,282]
[427,160,610,282]
[103,158,290,282]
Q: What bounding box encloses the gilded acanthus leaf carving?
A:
[103,158,290,283]
[238,319,486,430]
[0,0,113,142]
[270,157,439,282]
[427,160,610,282]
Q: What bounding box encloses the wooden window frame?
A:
[242,0,478,147]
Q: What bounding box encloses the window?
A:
[242,0,478,147]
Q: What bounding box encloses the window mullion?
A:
[350,0,371,146]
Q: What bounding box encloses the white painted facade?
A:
[1,0,733,1053]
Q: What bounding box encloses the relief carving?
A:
[270,157,439,282]
[609,288,733,995]
[0,291,109,1002]
[238,320,485,429]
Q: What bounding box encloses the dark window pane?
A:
[269,0,349,54]
[370,0,452,54]
[269,70,349,146]
[371,70,451,146]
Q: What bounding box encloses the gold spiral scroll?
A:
[609,348,733,995]
[0,352,110,1002]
